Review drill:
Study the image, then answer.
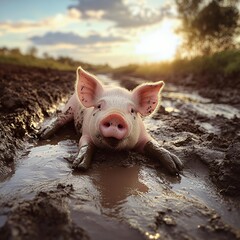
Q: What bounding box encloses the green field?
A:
[1,48,240,78]
[112,50,240,79]
[0,50,111,73]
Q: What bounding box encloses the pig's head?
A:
[76,67,164,150]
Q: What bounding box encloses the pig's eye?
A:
[131,108,135,114]
[97,104,101,109]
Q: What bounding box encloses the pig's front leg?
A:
[40,110,73,139]
[143,140,183,175]
[72,136,96,171]
[40,94,77,139]
[40,116,61,139]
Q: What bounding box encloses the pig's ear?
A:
[76,67,103,108]
[132,81,164,116]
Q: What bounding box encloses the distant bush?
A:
[113,50,240,79]
[1,47,239,78]
[0,47,112,73]
[0,50,74,71]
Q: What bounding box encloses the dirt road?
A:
[0,64,239,239]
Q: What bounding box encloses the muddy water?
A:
[0,75,240,239]
[1,129,239,238]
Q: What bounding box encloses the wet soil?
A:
[0,184,89,240]
[0,64,75,180]
[0,64,240,239]
[120,75,240,197]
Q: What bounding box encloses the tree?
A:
[43,52,50,59]
[57,56,75,65]
[175,0,240,57]
[9,48,21,56]
[0,47,9,55]
[27,46,38,57]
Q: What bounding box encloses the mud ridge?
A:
[0,184,89,240]
[0,64,75,180]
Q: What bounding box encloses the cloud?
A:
[68,0,174,28]
[0,9,81,33]
[29,31,126,46]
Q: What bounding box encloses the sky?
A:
[0,0,182,67]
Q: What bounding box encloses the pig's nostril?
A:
[104,122,111,127]
[118,124,123,129]
[100,114,128,140]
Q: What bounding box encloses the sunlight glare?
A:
[135,20,181,62]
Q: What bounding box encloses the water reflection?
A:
[92,165,149,211]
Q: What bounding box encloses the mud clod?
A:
[210,136,240,196]
[154,198,239,240]
[156,211,176,226]
[0,184,89,240]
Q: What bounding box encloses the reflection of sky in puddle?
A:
[171,161,240,229]
[165,91,211,104]
[97,74,120,87]
[0,141,74,200]
[163,91,240,119]
[165,106,180,113]
[181,102,240,119]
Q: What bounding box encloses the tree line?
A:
[175,0,240,57]
[0,46,80,66]
[1,1,239,62]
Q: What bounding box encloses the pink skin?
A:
[74,67,164,151]
[40,67,183,174]
[99,113,128,140]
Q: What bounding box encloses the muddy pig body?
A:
[40,67,183,175]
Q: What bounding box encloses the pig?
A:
[40,67,183,175]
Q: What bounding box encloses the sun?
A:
[135,20,182,62]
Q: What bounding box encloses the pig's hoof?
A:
[144,141,183,175]
[77,162,89,171]
[72,157,83,169]
[72,157,90,171]
[72,145,93,171]
[159,151,183,175]
[38,129,48,140]
[167,152,183,174]
[39,127,54,140]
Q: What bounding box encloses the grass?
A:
[0,54,74,70]
[1,48,240,78]
[112,49,240,79]
[0,51,112,73]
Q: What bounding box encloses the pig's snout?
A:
[99,114,128,140]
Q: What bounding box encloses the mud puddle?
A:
[0,75,240,239]
[0,125,239,238]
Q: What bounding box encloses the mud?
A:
[120,76,240,197]
[0,184,89,240]
[0,64,75,180]
[0,64,240,239]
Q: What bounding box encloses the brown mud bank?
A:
[0,64,75,180]
[0,64,240,239]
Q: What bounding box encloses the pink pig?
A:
[40,67,183,175]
